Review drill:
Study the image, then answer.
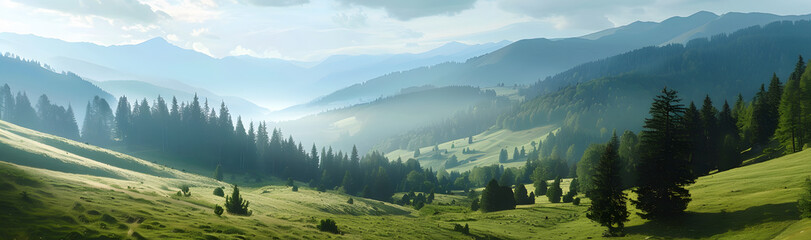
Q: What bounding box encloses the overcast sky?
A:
[1,0,809,61]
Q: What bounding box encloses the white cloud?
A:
[332,10,367,28]
[335,0,478,21]
[192,42,213,56]
[166,34,180,42]
[11,0,170,23]
[191,28,209,36]
[240,0,309,7]
[142,0,220,23]
[229,45,259,57]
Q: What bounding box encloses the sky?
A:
[1,0,810,62]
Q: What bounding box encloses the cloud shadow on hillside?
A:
[625,202,800,238]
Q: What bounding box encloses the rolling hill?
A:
[275,86,506,153]
[1,118,809,239]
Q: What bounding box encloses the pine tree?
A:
[514,184,529,205]
[587,132,629,236]
[718,101,742,171]
[546,177,562,203]
[213,164,223,181]
[777,63,804,153]
[699,95,719,174]
[114,96,131,142]
[632,88,694,220]
[0,84,12,120]
[499,149,508,163]
[533,174,548,196]
[224,185,250,215]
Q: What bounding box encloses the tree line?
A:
[0,84,80,140]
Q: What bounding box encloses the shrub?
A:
[317,219,339,234]
[292,185,299,192]
[562,191,575,203]
[573,197,581,205]
[470,198,479,211]
[286,178,294,187]
[179,185,191,197]
[214,205,224,216]
[347,198,354,204]
[213,187,224,197]
[20,191,32,202]
[452,223,470,234]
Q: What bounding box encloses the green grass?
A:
[1,119,810,239]
[386,125,558,172]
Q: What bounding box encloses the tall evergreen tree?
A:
[698,95,719,174]
[587,132,629,236]
[632,88,694,220]
[683,102,705,176]
[12,92,38,129]
[777,60,804,153]
[114,96,131,142]
[0,84,12,120]
[546,177,562,203]
[718,101,742,171]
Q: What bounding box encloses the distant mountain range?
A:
[298,11,811,115]
[0,33,509,119]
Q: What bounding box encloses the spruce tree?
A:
[699,95,719,174]
[225,185,250,215]
[587,132,629,236]
[213,164,223,181]
[718,101,742,171]
[114,96,131,142]
[546,177,562,203]
[534,177,548,196]
[632,88,694,220]
[777,65,803,153]
[514,184,529,205]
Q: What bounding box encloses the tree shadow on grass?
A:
[626,202,799,239]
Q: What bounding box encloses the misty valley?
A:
[1,4,811,240]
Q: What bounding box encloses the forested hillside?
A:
[308,12,811,109]
[0,54,113,124]
[278,86,504,152]
[501,20,811,162]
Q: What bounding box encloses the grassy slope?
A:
[386,125,557,172]
[1,119,810,239]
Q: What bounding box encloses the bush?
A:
[292,185,299,192]
[286,178,294,187]
[573,197,581,205]
[317,219,340,234]
[179,185,191,197]
[562,191,575,203]
[213,187,224,197]
[800,177,811,218]
[453,223,470,234]
[347,198,354,204]
[470,198,479,211]
[20,191,32,202]
[213,205,223,216]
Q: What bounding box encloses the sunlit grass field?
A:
[1,119,810,239]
